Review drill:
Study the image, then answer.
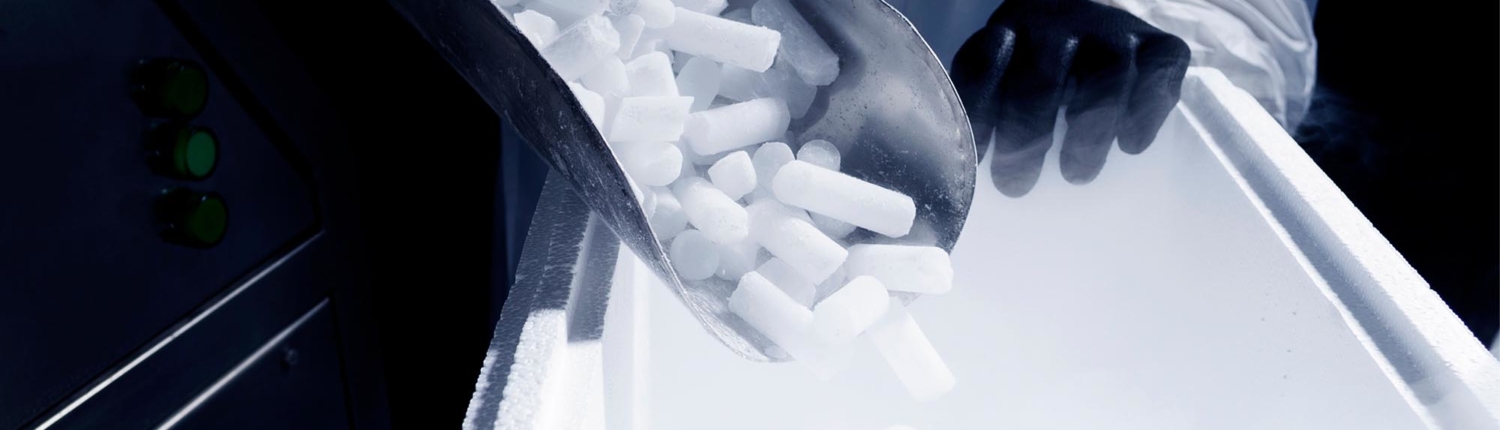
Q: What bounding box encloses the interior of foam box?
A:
[609,104,1430,430]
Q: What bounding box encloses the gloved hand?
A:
[950,0,1191,197]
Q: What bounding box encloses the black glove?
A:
[950,0,1191,197]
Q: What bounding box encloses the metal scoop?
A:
[391,0,976,361]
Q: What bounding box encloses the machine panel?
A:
[164,300,351,430]
[0,0,316,427]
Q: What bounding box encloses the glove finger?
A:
[1060,34,1136,184]
[1119,32,1190,154]
[991,30,1075,197]
[950,25,1017,160]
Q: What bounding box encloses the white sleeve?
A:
[1101,0,1317,130]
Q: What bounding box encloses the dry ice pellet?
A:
[506,0,955,401]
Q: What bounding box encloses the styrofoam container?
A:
[464,69,1500,430]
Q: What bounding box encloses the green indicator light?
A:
[157,189,228,247]
[133,59,209,118]
[150,123,220,180]
[175,127,219,179]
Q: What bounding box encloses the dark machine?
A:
[1,0,522,427]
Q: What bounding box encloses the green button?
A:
[158,189,227,247]
[149,123,220,180]
[133,59,209,118]
[174,127,219,179]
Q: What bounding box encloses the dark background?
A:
[1297,0,1499,345]
[249,0,510,426]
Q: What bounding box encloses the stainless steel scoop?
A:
[391,0,976,361]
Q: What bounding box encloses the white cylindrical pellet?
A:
[810,212,855,239]
[796,139,840,171]
[654,37,675,60]
[649,187,688,240]
[641,184,658,216]
[845,244,953,294]
[812,276,890,343]
[612,15,646,59]
[630,37,662,61]
[625,172,646,209]
[582,56,630,96]
[746,200,846,283]
[707,151,756,200]
[588,57,631,94]
[602,95,622,138]
[757,258,815,307]
[634,0,676,28]
[523,2,587,25]
[672,177,749,244]
[541,15,620,81]
[813,261,846,304]
[672,52,693,73]
[747,186,776,204]
[751,0,840,86]
[608,0,638,15]
[718,62,816,119]
[659,7,781,72]
[684,98,790,155]
[624,51,679,96]
[748,197,811,222]
[715,238,760,281]
[608,96,692,143]
[673,141,698,179]
[773,160,916,238]
[514,10,560,49]
[752,141,794,191]
[619,141,682,186]
[566,83,607,130]
[673,0,727,15]
[675,56,722,112]
[867,301,954,401]
[729,271,851,379]
[534,0,608,16]
[670,229,719,280]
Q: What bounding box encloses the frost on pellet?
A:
[512,0,954,401]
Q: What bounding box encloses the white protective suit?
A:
[887,0,1317,130]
